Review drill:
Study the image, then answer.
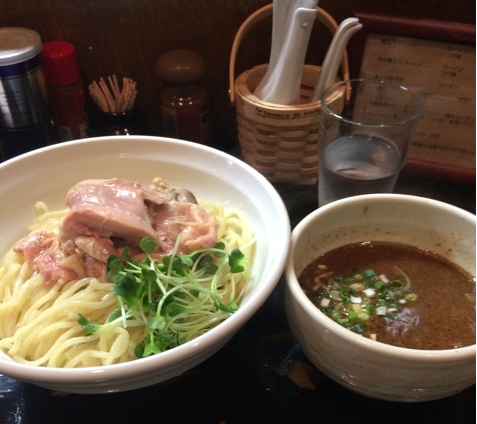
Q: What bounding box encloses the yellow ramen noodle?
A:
[0,200,255,368]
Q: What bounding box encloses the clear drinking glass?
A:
[318,79,421,207]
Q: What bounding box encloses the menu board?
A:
[349,13,476,182]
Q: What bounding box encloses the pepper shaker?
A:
[156,49,210,145]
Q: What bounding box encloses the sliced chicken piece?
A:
[73,235,118,263]
[13,231,81,285]
[60,178,161,244]
[152,200,218,255]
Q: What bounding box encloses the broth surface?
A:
[299,241,476,350]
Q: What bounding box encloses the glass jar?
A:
[156,49,210,145]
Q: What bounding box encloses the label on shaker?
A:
[161,105,210,145]
[0,55,51,129]
[48,85,89,141]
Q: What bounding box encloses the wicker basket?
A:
[229,4,349,185]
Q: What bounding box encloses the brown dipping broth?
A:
[299,241,476,350]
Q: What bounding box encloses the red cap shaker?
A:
[41,41,88,141]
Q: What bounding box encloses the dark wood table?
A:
[0,150,475,424]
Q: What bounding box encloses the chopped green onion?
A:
[308,268,418,340]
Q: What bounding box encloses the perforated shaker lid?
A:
[0,27,42,66]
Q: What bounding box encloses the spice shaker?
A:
[0,27,55,159]
[156,49,210,145]
[41,41,88,142]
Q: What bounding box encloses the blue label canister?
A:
[0,27,55,160]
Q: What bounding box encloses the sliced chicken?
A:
[60,178,160,244]
[16,177,218,286]
[152,201,218,254]
[14,231,81,284]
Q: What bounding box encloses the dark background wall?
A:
[1,0,474,149]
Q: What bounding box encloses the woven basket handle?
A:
[229,4,350,104]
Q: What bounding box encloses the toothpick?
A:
[88,75,138,113]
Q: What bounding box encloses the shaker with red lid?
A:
[41,40,88,141]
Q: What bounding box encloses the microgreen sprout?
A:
[78,237,249,358]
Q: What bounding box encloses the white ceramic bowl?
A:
[0,136,290,394]
[285,194,476,402]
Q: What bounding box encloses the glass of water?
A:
[318,79,421,207]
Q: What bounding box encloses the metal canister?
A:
[0,27,55,160]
